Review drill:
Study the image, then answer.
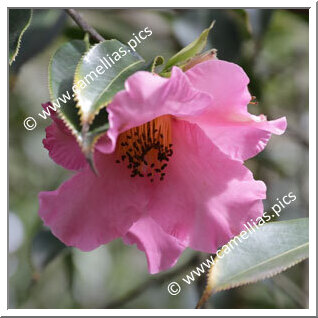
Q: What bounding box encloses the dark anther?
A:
[118,124,174,183]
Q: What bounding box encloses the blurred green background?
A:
[9,8,309,309]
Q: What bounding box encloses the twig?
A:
[65,9,105,42]
[104,254,200,308]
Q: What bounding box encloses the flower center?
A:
[115,115,173,182]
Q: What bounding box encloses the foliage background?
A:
[9,8,309,309]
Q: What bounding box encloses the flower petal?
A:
[97,67,213,154]
[43,120,87,171]
[189,113,287,161]
[123,216,186,274]
[38,152,149,251]
[148,119,266,253]
[184,60,287,160]
[41,102,70,133]
[185,60,251,113]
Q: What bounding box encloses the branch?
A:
[65,9,105,42]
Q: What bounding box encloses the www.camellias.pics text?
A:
[8,6,312,314]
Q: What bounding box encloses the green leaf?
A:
[196,218,309,308]
[31,230,67,272]
[74,39,145,156]
[139,55,164,74]
[10,10,66,74]
[74,39,144,124]
[49,39,111,157]
[80,108,110,172]
[150,55,164,73]
[49,40,89,136]
[9,9,32,65]
[172,10,244,62]
[162,20,215,72]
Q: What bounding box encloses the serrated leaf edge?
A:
[212,242,308,290]
[73,40,144,126]
[73,41,104,128]
[9,9,33,65]
[73,40,144,157]
[151,55,164,73]
[196,220,309,309]
[47,40,89,146]
[196,255,308,309]
[72,42,106,156]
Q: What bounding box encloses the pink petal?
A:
[41,102,110,170]
[41,102,87,170]
[148,119,266,253]
[189,113,287,161]
[43,121,87,171]
[123,216,186,274]
[185,60,251,113]
[97,67,213,154]
[41,102,70,134]
[38,152,149,251]
[184,60,287,160]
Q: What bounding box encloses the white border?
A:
[3,1,316,316]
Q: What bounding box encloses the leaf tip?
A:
[209,20,216,30]
[86,153,99,176]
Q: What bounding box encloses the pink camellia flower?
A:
[39,60,287,274]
